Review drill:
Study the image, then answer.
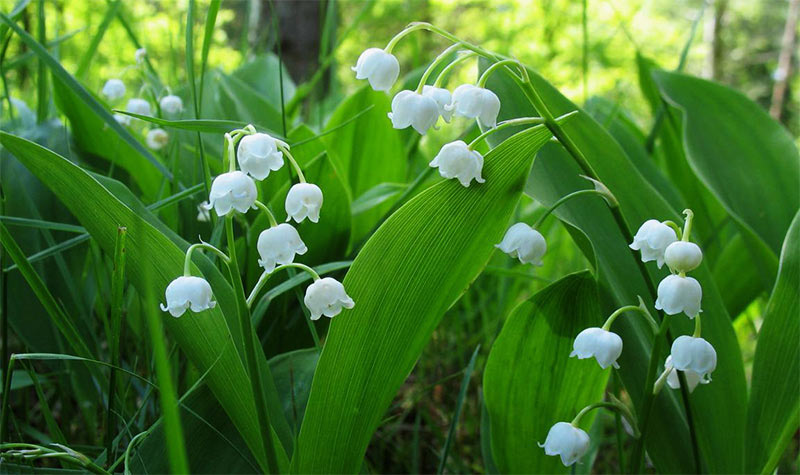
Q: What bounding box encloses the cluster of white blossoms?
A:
[100,48,183,152]
[353,39,508,190]
[161,126,354,322]
[541,209,715,466]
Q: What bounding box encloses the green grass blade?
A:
[105,227,127,467]
[111,111,280,136]
[437,344,480,474]
[0,216,85,233]
[0,11,170,179]
[75,0,120,79]
[199,0,220,112]
[35,0,46,123]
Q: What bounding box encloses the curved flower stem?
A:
[278,144,306,183]
[246,264,322,349]
[532,188,606,228]
[681,208,695,242]
[253,200,278,227]
[602,301,658,333]
[477,59,523,88]
[467,117,546,150]
[224,216,279,473]
[652,363,673,395]
[662,220,683,240]
[183,242,230,276]
[415,43,462,93]
[571,400,640,438]
[432,52,478,88]
[693,314,702,338]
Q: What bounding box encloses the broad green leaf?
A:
[232,54,296,106]
[487,67,746,473]
[0,132,290,472]
[484,271,608,474]
[295,123,554,473]
[653,70,800,256]
[50,76,162,198]
[745,211,800,474]
[323,86,407,244]
[712,233,767,317]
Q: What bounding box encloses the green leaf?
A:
[487,67,747,473]
[323,86,407,244]
[653,70,800,256]
[295,123,554,473]
[111,112,272,136]
[484,272,607,473]
[0,132,290,472]
[745,211,800,474]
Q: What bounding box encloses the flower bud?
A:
[101,79,126,101]
[205,171,258,216]
[146,128,169,150]
[422,85,454,123]
[304,277,355,320]
[452,84,501,128]
[126,98,151,117]
[655,274,702,318]
[429,140,485,187]
[388,90,440,135]
[197,201,211,222]
[257,223,307,273]
[160,276,215,318]
[669,335,716,382]
[352,48,400,92]
[629,219,678,268]
[664,355,707,393]
[285,183,323,223]
[538,422,590,467]
[237,133,284,181]
[570,327,623,369]
[159,95,184,115]
[496,223,547,266]
[114,113,131,127]
[135,48,147,64]
[664,241,703,273]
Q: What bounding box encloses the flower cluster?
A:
[100,48,183,151]
[353,42,505,189]
[160,126,354,323]
[541,208,715,466]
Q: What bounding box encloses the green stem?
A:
[662,220,683,240]
[681,208,694,242]
[477,59,522,88]
[254,200,279,227]
[571,401,639,438]
[533,188,605,228]
[0,356,14,443]
[278,144,305,183]
[602,302,657,333]
[416,43,462,93]
[105,227,127,467]
[183,242,230,276]
[246,263,321,308]
[692,314,702,338]
[224,217,278,473]
[432,52,477,87]
[467,117,546,150]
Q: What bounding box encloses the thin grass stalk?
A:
[437,345,480,474]
[105,227,127,467]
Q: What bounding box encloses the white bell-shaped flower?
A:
[196,201,211,222]
[135,48,147,64]
[102,79,126,101]
[160,276,215,318]
[257,223,307,273]
[496,223,547,266]
[352,48,400,92]
[570,327,623,369]
[205,171,258,216]
[452,84,501,128]
[664,241,703,273]
[655,274,702,318]
[429,140,485,187]
[304,277,355,320]
[126,98,151,117]
[159,95,184,115]
[664,355,707,393]
[285,183,323,223]
[669,335,716,382]
[629,219,678,268]
[388,90,440,135]
[538,422,590,467]
[237,133,284,181]
[146,128,169,150]
[422,85,454,123]
[113,113,131,127]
